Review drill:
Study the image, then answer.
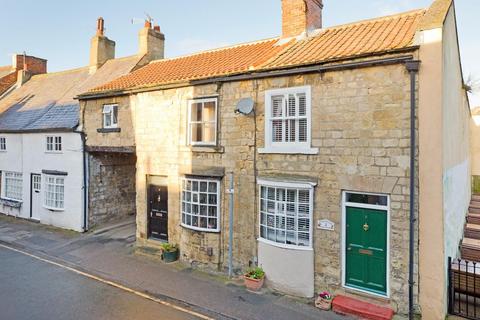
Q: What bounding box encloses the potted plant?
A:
[161,243,179,263]
[315,291,333,310]
[244,266,265,292]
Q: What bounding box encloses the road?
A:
[0,246,203,320]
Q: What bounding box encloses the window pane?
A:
[272,120,283,142]
[298,94,306,116]
[190,123,203,143]
[346,193,387,206]
[190,103,202,122]
[203,123,216,143]
[272,96,283,117]
[203,101,216,122]
[299,119,307,142]
[288,94,296,116]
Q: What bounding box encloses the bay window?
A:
[181,177,220,232]
[258,180,314,248]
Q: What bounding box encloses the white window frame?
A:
[103,104,118,129]
[257,179,315,250]
[187,98,218,146]
[46,136,62,153]
[1,171,23,201]
[259,85,318,154]
[0,137,6,151]
[43,174,65,211]
[180,177,220,232]
[341,190,391,298]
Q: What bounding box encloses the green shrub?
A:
[245,266,265,279]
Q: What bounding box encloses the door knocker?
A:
[363,223,369,232]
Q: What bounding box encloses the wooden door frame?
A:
[147,182,169,241]
[30,173,41,219]
[341,190,390,298]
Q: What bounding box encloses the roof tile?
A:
[89,9,426,94]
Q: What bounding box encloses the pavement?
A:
[0,246,200,320]
[0,215,348,320]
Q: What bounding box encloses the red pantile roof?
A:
[0,66,16,97]
[87,9,426,95]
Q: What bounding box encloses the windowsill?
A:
[181,223,220,233]
[258,147,319,155]
[257,237,313,251]
[43,206,65,212]
[45,151,63,154]
[0,198,22,208]
[97,128,121,133]
[187,145,224,154]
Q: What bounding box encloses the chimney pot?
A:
[153,25,161,33]
[144,20,152,28]
[97,17,105,36]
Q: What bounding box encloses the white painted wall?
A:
[442,6,471,260]
[258,240,314,297]
[0,132,85,231]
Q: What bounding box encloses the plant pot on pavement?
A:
[244,267,265,292]
[161,243,179,263]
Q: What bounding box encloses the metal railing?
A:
[449,257,480,319]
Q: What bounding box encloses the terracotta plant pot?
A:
[244,275,265,292]
[315,296,332,310]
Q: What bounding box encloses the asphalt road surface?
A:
[0,246,203,320]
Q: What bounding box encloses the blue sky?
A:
[0,0,478,105]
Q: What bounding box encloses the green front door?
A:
[345,206,387,295]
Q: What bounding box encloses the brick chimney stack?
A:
[12,53,47,86]
[138,19,165,61]
[282,0,323,38]
[90,17,115,73]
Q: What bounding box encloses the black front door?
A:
[148,184,168,241]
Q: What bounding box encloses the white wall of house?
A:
[0,132,85,232]
[441,5,471,260]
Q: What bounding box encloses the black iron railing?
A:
[449,257,480,319]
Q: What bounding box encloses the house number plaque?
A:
[317,219,335,231]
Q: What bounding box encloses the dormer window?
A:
[103,104,118,129]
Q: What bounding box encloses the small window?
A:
[181,177,220,232]
[261,86,317,154]
[103,104,118,129]
[0,137,6,151]
[44,175,65,210]
[188,98,217,146]
[259,181,314,248]
[1,171,23,201]
[46,136,62,152]
[346,192,388,206]
[33,175,41,192]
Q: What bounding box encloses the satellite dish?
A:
[235,98,254,115]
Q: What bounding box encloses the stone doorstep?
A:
[332,295,394,320]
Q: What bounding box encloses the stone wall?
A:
[80,95,135,148]
[125,60,418,315]
[88,152,136,228]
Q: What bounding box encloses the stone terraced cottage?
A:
[77,0,472,318]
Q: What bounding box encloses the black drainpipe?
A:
[77,131,88,232]
[405,60,420,320]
